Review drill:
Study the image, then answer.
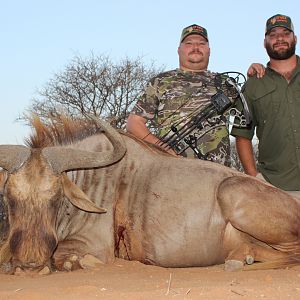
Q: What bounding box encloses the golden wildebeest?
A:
[0,116,299,274]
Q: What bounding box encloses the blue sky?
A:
[1,0,300,144]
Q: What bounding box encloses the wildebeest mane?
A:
[25,115,108,148]
[25,115,172,156]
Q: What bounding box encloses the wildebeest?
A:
[0,116,299,274]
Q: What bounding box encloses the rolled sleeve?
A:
[231,125,255,140]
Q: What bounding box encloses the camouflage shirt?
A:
[131,69,239,166]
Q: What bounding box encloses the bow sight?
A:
[156,72,252,158]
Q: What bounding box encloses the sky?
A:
[1,0,300,144]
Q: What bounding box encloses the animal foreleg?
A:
[52,239,87,271]
[52,240,104,271]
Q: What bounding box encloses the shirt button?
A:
[294,129,297,133]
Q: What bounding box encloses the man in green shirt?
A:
[231,14,300,195]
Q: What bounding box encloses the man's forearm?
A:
[235,136,257,176]
[126,114,160,144]
[126,114,177,155]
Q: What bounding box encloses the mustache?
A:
[188,50,203,55]
[274,42,289,47]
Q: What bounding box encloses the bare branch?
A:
[20,54,164,129]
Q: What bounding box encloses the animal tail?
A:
[244,253,300,271]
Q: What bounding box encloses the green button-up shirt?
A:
[231,56,300,190]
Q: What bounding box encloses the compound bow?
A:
[156,72,251,158]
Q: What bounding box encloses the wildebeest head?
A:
[0,118,126,273]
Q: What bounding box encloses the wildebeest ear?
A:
[61,174,107,213]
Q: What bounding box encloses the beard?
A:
[266,40,296,60]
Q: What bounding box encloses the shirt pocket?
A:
[292,80,300,101]
[252,85,277,138]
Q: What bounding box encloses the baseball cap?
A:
[180,24,208,43]
[265,14,294,35]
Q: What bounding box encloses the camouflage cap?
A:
[265,14,294,35]
[180,24,208,43]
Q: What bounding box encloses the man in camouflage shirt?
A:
[127,24,239,166]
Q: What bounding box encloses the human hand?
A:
[166,148,178,156]
[159,143,178,156]
[247,63,265,78]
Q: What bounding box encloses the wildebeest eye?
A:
[48,190,63,211]
[48,198,60,210]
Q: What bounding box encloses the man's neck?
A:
[269,55,298,81]
[180,67,207,73]
[179,62,208,73]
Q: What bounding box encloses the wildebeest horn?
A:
[42,118,126,173]
[0,145,31,173]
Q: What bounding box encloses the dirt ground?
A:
[1,259,300,300]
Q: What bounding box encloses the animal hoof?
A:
[224,259,244,271]
[69,255,79,262]
[63,261,73,271]
[14,267,24,276]
[79,254,104,269]
[39,266,51,275]
[245,255,254,265]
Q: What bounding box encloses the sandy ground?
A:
[1,259,300,300]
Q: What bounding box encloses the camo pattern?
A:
[131,69,239,166]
